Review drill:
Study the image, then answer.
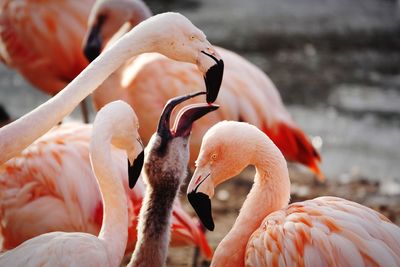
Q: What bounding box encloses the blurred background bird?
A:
[0,0,95,122]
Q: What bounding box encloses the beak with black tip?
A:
[188,191,214,231]
[128,138,145,189]
[187,167,215,231]
[83,20,105,62]
[200,51,224,103]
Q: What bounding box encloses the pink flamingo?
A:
[0,121,212,257]
[83,0,322,178]
[0,0,95,121]
[0,100,143,266]
[187,121,400,266]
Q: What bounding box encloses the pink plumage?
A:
[0,123,212,258]
[247,197,400,266]
[0,0,93,94]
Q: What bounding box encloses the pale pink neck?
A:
[0,23,153,165]
[90,117,129,267]
[212,143,290,267]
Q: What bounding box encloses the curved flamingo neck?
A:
[212,139,290,267]
[90,116,129,267]
[0,19,154,165]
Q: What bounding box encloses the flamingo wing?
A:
[216,47,321,177]
[170,200,213,259]
[246,197,400,266]
[0,232,111,267]
[0,123,100,249]
[0,0,94,94]
[93,46,321,175]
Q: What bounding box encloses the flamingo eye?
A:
[211,153,217,160]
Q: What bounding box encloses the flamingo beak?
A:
[83,23,103,62]
[187,191,214,231]
[128,139,145,189]
[157,91,207,141]
[187,168,215,231]
[200,51,224,103]
[173,103,219,138]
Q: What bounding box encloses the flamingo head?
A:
[187,121,263,231]
[93,100,144,189]
[136,92,219,191]
[83,0,152,62]
[145,13,224,103]
[84,12,224,103]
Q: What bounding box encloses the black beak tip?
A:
[187,191,215,231]
[204,59,224,103]
[83,44,101,62]
[128,150,144,189]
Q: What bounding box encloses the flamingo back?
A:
[92,46,321,174]
[246,196,400,266]
[0,0,95,94]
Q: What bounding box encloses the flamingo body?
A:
[0,0,94,94]
[93,48,320,174]
[247,196,400,266]
[0,123,212,257]
[0,232,112,266]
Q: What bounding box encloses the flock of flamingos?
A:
[0,0,399,266]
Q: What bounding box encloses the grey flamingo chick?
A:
[128,92,218,267]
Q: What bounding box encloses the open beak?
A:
[157,91,206,141]
[128,138,145,189]
[187,167,215,231]
[83,23,103,62]
[173,103,219,138]
[199,51,224,103]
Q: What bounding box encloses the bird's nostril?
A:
[195,175,202,186]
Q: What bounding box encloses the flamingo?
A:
[0,121,212,257]
[0,100,144,266]
[187,121,400,267]
[83,0,322,178]
[128,92,218,266]
[0,0,95,121]
[0,12,224,167]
